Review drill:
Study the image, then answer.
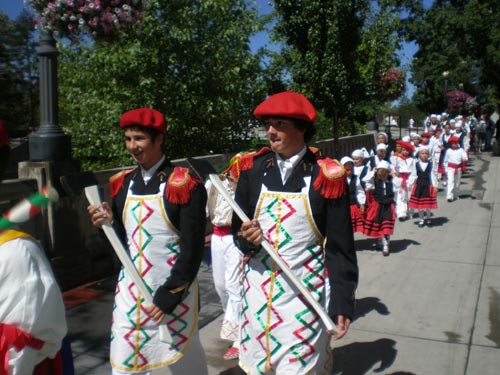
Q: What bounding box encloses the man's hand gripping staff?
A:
[208,173,337,335]
[85,185,173,343]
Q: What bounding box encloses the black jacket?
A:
[231,148,358,319]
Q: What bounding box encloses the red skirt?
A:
[408,184,438,209]
[362,193,395,238]
[350,204,364,233]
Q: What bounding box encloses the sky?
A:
[1,0,417,96]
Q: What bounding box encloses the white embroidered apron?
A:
[110,182,199,372]
[239,177,332,375]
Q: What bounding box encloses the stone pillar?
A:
[29,32,71,161]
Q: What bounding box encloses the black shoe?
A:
[447,199,453,202]
[398,217,406,222]
[418,221,424,228]
[425,219,432,226]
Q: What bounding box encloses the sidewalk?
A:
[65,153,500,374]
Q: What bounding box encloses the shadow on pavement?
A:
[332,338,400,375]
[353,297,390,322]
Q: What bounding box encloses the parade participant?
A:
[369,143,390,170]
[0,126,68,375]
[392,141,415,221]
[205,153,244,361]
[439,123,454,187]
[341,156,366,233]
[88,108,208,374]
[408,146,438,227]
[425,114,439,132]
[440,112,449,128]
[362,160,396,256]
[453,121,469,154]
[230,91,358,375]
[410,133,421,156]
[352,149,369,190]
[390,141,402,165]
[443,135,468,202]
[370,132,391,162]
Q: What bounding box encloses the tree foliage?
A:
[0,10,38,137]
[269,0,406,156]
[58,0,267,170]
[405,0,500,114]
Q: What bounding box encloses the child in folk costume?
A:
[205,153,245,361]
[369,143,390,170]
[351,148,369,190]
[439,123,454,186]
[390,141,402,164]
[408,146,438,227]
[88,108,208,375]
[341,156,366,233]
[392,140,415,221]
[443,136,468,202]
[363,160,396,256]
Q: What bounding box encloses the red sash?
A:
[213,225,231,236]
[0,323,44,375]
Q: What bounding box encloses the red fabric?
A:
[253,91,317,122]
[399,172,409,189]
[119,108,167,134]
[350,204,364,233]
[33,351,63,375]
[396,140,414,152]
[313,158,347,199]
[448,136,460,143]
[109,168,135,199]
[165,166,199,205]
[447,162,461,175]
[0,323,45,375]
[213,225,231,236]
[408,185,438,210]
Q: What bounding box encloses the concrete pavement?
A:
[65,152,500,374]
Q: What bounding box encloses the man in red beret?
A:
[225,92,358,375]
[88,108,208,374]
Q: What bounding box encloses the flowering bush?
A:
[379,67,406,101]
[28,0,143,40]
[445,90,478,115]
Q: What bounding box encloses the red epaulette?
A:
[165,166,201,205]
[109,168,136,199]
[313,157,347,199]
[238,146,272,172]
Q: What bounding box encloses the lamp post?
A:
[28,31,71,161]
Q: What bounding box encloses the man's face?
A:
[264,117,305,159]
[124,128,163,170]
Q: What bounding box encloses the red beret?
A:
[396,140,414,152]
[421,132,431,138]
[0,120,8,148]
[253,91,317,123]
[449,136,460,143]
[119,108,167,134]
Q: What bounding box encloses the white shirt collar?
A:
[276,146,307,183]
[140,155,165,185]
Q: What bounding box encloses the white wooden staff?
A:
[208,174,336,334]
[85,185,173,343]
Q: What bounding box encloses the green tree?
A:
[269,0,406,156]
[58,0,266,170]
[0,10,38,137]
[405,1,489,115]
